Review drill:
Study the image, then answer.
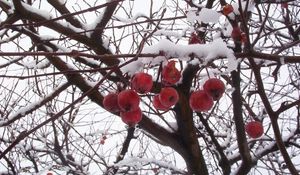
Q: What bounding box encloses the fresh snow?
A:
[0,84,67,127]
[231,1,255,15]
[115,12,146,24]
[121,38,238,75]
[114,157,185,173]
[186,7,221,24]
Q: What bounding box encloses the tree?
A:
[0,0,299,174]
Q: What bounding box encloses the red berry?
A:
[245,121,264,138]
[103,93,120,113]
[153,94,170,111]
[100,134,107,144]
[222,4,234,16]
[241,32,247,43]
[162,61,181,86]
[118,89,140,112]
[102,135,107,140]
[203,78,225,101]
[231,27,242,41]
[281,2,288,8]
[159,87,179,107]
[120,107,142,126]
[189,90,214,112]
[188,32,202,44]
[131,72,153,94]
[100,139,105,145]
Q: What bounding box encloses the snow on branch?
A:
[114,157,185,174]
[0,83,70,127]
[121,38,238,75]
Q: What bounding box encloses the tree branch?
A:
[231,66,253,174]
[90,0,121,42]
[249,58,299,175]
[47,0,83,28]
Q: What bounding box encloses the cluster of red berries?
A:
[102,60,182,126]
[190,78,225,112]
[231,26,247,43]
[102,72,152,126]
[153,61,181,111]
[220,4,247,44]
[100,134,108,145]
[103,60,229,125]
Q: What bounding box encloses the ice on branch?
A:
[121,38,238,75]
[186,7,221,24]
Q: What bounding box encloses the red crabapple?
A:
[231,26,242,42]
[222,4,234,16]
[118,89,140,112]
[131,72,153,94]
[103,93,120,113]
[245,121,264,138]
[241,32,247,43]
[189,90,214,112]
[120,107,142,126]
[159,87,179,107]
[281,2,288,8]
[188,32,202,44]
[162,61,181,86]
[100,139,105,145]
[153,94,171,111]
[203,78,225,101]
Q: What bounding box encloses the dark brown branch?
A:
[197,113,231,175]
[90,0,120,42]
[231,67,253,174]
[0,82,70,127]
[47,0,83,28]
[0,63,115,160]
[105,127,135,175]
[11,0,119,66]
[248,58,299,175]
[276,99,300,115]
